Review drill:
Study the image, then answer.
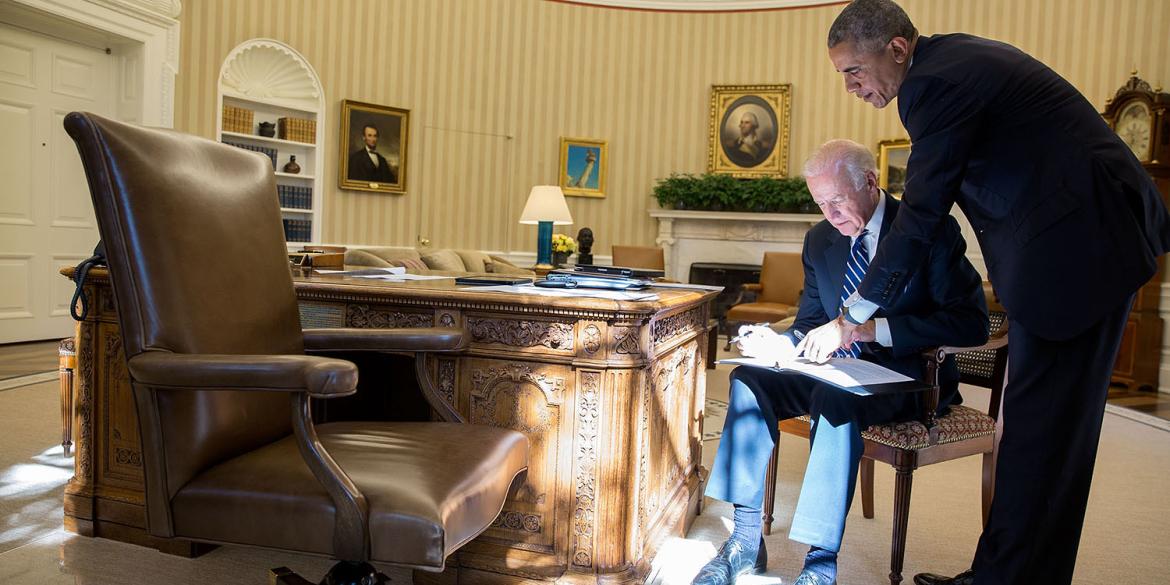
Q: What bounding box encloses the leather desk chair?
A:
[722,252,801,349]
[763,284,1009,585]
[65,113,528,585]
[611,245,665,271]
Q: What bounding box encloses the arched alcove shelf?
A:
[216,39,325,246]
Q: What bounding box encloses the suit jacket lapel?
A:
[824,230,850,314]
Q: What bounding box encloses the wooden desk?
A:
[62,268,717,584]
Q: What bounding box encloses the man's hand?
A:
[796,316,859,363]
[735,325,797,362]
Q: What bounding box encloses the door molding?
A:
[6,0,180,127]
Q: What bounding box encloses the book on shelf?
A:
[716,355,927,396]
[223,140,277,169]
[278,116,316,144]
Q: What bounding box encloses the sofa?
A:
[344,247,535,276]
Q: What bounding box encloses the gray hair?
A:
[802,139,877,191]
[740,111,759,128]
[827,0,918,54]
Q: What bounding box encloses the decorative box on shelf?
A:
[278,116,316,144]
[222,104,254,134]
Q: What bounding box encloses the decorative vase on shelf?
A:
[258,121,276,137]
[282,155,301,174]
[552,251,570,268]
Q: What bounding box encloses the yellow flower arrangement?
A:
[551,233,577,254]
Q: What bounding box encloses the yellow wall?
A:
[174,0,1170,254]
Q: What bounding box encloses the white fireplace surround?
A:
[650,209,821,281]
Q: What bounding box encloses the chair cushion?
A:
[344,249,394,267]
[171,421,527,569]
[726,302,796,323]
[792,405,995,451]
[420,249,466,272]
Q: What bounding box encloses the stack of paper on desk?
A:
[717,356,921,396]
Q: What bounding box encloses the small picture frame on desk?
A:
[338,99,409,194]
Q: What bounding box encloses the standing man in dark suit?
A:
[347,124,397,183]
[694,139,987,585]
[798,2,1170,584]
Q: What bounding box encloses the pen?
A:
[728,322,771,345]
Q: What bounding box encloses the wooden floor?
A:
[0,340,60,381]
[1108,385,1170,421]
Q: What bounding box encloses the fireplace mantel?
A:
[649,209,821,280]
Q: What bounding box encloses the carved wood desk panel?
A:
[63,269,717,584]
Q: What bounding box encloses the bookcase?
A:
[216,39,325,246]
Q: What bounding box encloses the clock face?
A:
[1117,100,1152,161]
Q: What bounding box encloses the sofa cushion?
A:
[344,249,394,267]
[488,255,533,275]
[362,247,424,264]
[420,249,466,272]
[454,250,493,273]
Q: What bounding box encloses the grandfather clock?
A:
[1102,73,1170,391]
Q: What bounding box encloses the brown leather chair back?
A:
[612,245,665,270]
[758,251,802,304]
[65,113,299,512]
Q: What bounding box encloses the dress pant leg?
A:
[972,297,1132,585]
[789,390,912,552]
[705,366,820,508]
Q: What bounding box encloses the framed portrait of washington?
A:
[559,137,607,198]
[708,84,791,178]
[877,138,911,198]
[338,99,409,194]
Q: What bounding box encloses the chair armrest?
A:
[127,351,357,399]
[935,323,1010,358]
[302,327,469,352]
[742,283,763,293]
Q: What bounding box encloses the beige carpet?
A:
[1,366,1167,584]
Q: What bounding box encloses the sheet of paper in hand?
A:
[716,356,928,396]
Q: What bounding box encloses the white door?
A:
[0,22,111,343]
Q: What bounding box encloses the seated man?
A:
[694,139,988,585]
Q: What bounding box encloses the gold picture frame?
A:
[708,84,792,178]
[338,99,409,194]
[877,138,911,198]
[559,137,607,198]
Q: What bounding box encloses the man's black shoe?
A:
[794,569,836,585]
[691,538,767,585]
[913,569,975,585]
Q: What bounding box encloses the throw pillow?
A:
[454,249,493,273]
[420,249,466,272]
[387,258,430,273]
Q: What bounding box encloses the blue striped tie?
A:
[835,230,869,359]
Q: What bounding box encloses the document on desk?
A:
[717,356,923,396]
[472,284,659,301]
[317,266,406,276]
[351,273,453,281]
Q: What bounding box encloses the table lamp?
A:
[519,185,574,269]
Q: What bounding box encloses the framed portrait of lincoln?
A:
[338,99,409,193]
[707,84,791,178]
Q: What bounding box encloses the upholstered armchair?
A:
[722,251,802,349]
[64,112,528,585]
[611,245,666,271]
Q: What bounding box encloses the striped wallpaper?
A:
[174,0,1170,254]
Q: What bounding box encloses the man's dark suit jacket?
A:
[348,148,397,183]
[788,193,988,409]
[858,34,1170,341]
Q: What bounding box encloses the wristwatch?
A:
[841,292,864,325]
